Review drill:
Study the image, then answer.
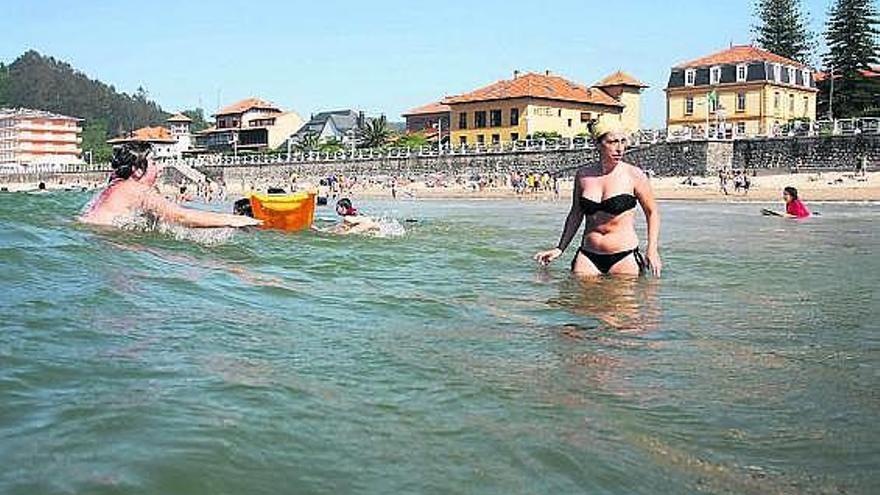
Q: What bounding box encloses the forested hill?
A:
[0,50,167,133]
[0,50,213,161]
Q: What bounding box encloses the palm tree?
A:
[292,132,320,152]
[356,115,390,149]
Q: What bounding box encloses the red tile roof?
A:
[815,65,880,81]
[443,72,622,107]
[594,71,648,88]
[214,98,281,116]
[167,112,193,122]
[675,45,808,69]
[107,126,176,144]
[402,101,451,116]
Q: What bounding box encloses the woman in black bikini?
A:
[534,121,662,277]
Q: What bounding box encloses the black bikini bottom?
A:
[574,247,645,274]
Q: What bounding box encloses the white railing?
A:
[159,138,596,168]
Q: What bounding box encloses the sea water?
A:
[0,191,877,494]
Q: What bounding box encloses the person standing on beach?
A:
[534,121,662,277]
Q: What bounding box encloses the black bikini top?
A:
[580,193,637,216]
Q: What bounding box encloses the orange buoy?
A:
[249,191,316,231]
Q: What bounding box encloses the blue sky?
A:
[3,0,832,128]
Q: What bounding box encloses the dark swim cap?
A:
[784,186,798,199]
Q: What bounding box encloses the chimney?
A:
[513,70,520,79]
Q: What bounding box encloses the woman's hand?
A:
[534,248,563,266]
[645,248,662,277]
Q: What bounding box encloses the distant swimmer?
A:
[534,121,662,277]
[315,198,380,235]
[79,143,261,229]
[762,186,811,218]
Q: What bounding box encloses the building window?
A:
[459,136,467,145]
[710,66,721,84]
[802,70,811,87]
[685,96,694,115]
[491,134,500,144]
[736,122,746,136]
[737,92,746,112]
[773,64,781,82]
[685,69,695,86]
[787,67,795,84]
[475,111,486,128]
[567,118,572,127]
[737,64,747,82]
[709,95,718,113]
[489,109,502,127]
[774,92,780,110]
[803,96,809,115]
[510,108,519,126]
[458,112,467,130]
[557,109,562,117]
[476,134,484,144]
[510,132,519,142]
[789,94,795,112]
[580,112,592,122]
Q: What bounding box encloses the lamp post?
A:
[828,65,835,121]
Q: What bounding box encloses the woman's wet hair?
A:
[784,186,799,199]
[111,143,151,180]
[336,198,353,211]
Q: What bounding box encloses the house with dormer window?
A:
[666,45,817,138]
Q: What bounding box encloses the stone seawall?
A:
[734,135,879,171]
[2,135,877,188]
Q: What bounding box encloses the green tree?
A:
[80,118,113,163]
[356,115,391,149]
[531,131,562,140]
[0,63,9,106]
[181,108,210,132]
[822,0,880,117]
[753,0,815,63]
[318,137,344,153]
[394,132,429,148]
[292,132,321,152]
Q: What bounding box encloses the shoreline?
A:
[3,170,877,203]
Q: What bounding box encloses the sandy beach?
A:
[339,170,880,203]
[3,170,877,203]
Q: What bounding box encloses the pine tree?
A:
[823,0,880,117]
[753,0,814,63]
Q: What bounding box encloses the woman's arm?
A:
[633,167,662,277]
[534,173,583,265]
[141,189,260,228]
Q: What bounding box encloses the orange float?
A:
[248,191,316,231]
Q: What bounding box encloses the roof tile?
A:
[443,72,622,107]
[675,45,809,69]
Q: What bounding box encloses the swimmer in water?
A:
[315,198,380,235]
[534,121,662,277]
[79,143,261,228]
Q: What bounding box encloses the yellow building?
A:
[666,45,818,138]
[443,70,646,145]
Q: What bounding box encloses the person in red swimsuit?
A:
[783,186,811,218]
